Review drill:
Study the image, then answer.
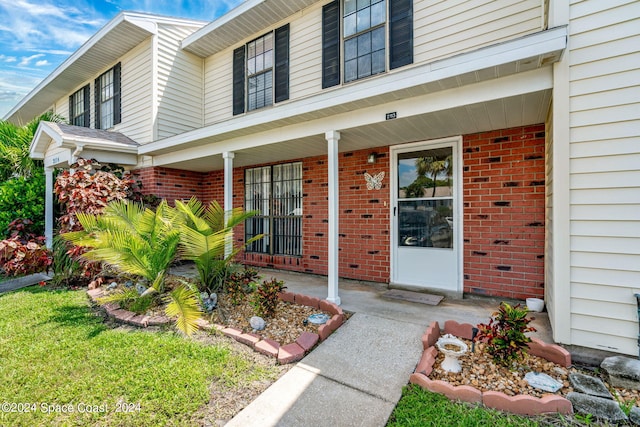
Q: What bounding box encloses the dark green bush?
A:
[0,173,45,237]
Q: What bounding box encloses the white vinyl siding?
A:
[156,24,203,139]
[289,4,322,100]
[544,105,555,331]
[413,0,543,65]
[113,39,153,144]
[204,50,234,125]
[567,1,640,356]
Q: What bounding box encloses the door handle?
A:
[393,207,396,216]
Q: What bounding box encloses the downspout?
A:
[635,293,640,358]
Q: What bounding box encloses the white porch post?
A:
[44,167,54,248]
[223,151,235,258]
[325,131,341,305]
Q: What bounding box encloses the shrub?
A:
[225,267,260,305]
[250,278,286,318]
[474,302,536,367]
[0,173,45,237]
[0,236,51,277]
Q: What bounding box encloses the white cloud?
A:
[18,54,45,67]
[35,60,50,67]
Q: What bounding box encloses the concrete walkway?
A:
[215,268,553,427]
[0,273,51,294]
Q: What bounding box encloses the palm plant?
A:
[62,199,202,335]
[175,197,262,294]
[0,111,64,180]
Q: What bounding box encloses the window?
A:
[343,0,386,82]
[245,162,303,256]
[321,0,413,88]
[247,33,274,111]
[69,85,90,127]
[233,25,289,115]
[95,63,121,129]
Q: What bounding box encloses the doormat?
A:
[382,289,444,306]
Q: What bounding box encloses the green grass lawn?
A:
[387,384,540,427]
[0,287,279,426]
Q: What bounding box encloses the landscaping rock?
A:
[569,372,613,399]
[601,356,640,390]
[250,316,266,331]
[630,406,640,426]
[567,392,628,423]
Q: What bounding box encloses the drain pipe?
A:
[636,293,640,358]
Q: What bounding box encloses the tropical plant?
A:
[0,111,64,181]
[49,235,83,287]
[0,220,51,278]
[62,199,202,335]
[175,197,262,294]
[226,267,260,306]
[474,302,537,367]
[250,278,286,318]
[415,155,452,197]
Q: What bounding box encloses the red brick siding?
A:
[134,124,545,299]
[462,125,546,299]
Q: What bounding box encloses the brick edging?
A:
[411,320,573,416]
[86,289,344,364]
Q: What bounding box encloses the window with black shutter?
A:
[95,63,121,129]
[321,0,413,86]
[69,84,90,127]
[322,0,341,88]
[232,24,290,115]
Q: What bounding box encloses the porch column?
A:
[222,151,235,258]
[325,131,341,305]
[44,167,54,248]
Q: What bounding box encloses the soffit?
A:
[182,0,321,57]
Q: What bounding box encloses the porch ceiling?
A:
[143,26,566,171]
[161,89,551,172]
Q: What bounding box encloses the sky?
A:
[0,0,244,119]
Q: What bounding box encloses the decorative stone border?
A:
[411,320,573,416]
[86,289,344,364]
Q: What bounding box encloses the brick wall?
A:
[462,125,546,299]
[134,124,545,299]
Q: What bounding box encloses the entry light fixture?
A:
[367,152,378,164]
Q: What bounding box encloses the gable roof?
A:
[5,12,206,125]
[31,121,138,161]
[182,0,320,58]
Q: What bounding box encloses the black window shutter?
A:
[82,84,90,128]
[113,62,121,125]
[322,0,340,89]
[94,77,101,129]
[232,46,246,115]
[274,24,290,103]
[389,0,413,70]
[68,94,73,124]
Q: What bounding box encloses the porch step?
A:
[382,289,444,306]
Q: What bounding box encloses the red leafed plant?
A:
[0,219,51,277]
[250,278,286,318]
[54,158,135,233]
[474,302,537,367]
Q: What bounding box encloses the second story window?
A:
[69,84,90,127]
[247,33,274,111]
[322,0,413,88]
[95,63,121,129]
[343,0,386,82]
[233,25,290,116]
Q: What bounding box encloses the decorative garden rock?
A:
[601,356,640,390]
[569,372,612,399]
[107,281,118,290]
[124,280,134,288]
[201,292,217,312]
[250,316,266,331]
[567,392,628,423]
[524,372,563,392]
[135,283,147,295]
[630,405,640,426]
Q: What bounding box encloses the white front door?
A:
[390,137,463,294]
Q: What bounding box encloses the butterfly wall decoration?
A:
[364,171,385,190]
